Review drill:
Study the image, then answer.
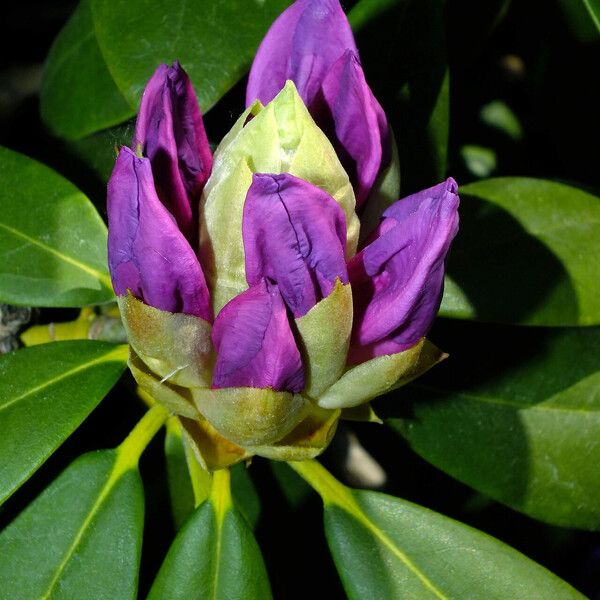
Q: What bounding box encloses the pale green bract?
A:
[200,80,360,315]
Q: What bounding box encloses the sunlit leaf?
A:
[148,471,271,600]
[386,324,600,530]
[290,461,584,599]
[0,450,143,599]
[441,178,600,326]
[326,490,584,599]
[0,341,127,505]
[0,146,114,307]
[90,0,292,114]
[40,0,135,140]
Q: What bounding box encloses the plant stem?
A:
[116,403,169,472]
[287,459,359,513]
[210,468,232,518]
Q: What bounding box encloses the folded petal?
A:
[134,62,212,243]
[348,178,460,363]
[211,279,304,392]
[318,50,390,209]
[107,147,211,320]
[243,173,348,317]
[246,0,357,108]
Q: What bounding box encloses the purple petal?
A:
[107,147,212,320]
[211,279,305,392]
[318,50,390,209]
[348,178,460,363]
[134,62,212,243]
[246,0,357,108]
[243,173,348,317]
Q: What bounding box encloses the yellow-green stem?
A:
[289,460,448,599]
[287,459,358,513]
[210,468,232,518]
[116,404,169,473]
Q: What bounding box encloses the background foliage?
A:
[0,0,599,597]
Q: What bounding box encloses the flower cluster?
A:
[108,0,459,469]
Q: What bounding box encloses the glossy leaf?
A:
[386,324,600,530]
[0,146,114,307]
[440,178,600,326]
[148,471,271,600]
[91,0,291,114]
[0,450,143,599]
[327,491,584,599]
[290,461,584,599]
[40,0,134,140]
[0,341,127,505]
[231,463,261,529]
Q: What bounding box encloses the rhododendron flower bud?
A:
[211,278,305,391]
[246,0,391,209]
[348,178,460,364]
[107,147,211,321]
[107,7,459,470]
[134,62,212,243]
[243,172,348,317]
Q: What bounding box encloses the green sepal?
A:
[317,339,446,409]
[118,293,213,388]
[359,129,401,241]
[249,403,340,461]
[200,158,256,313]
[200,80,360,314]
[128,349,199,419]
[192,387,307,448]
[295,280,353,399]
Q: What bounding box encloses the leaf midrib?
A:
[322,486,448,599]
[39,458,126,600]
[0,346,127,414]
[0,221,113,290]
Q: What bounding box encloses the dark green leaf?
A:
[0,341,127,505]
[164,417,196,530]
[41,0,135,140]
[0,450,144,599]
[90,0,291,114]
[325,489,584,599]
[270,461,312,509]
[231,463,261,529]
[386,325,600,530]
[67,121,133,183]
[148,472,271,600]
[441,177,600,326]
[0,146,114,307]
[558,0,600,42]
